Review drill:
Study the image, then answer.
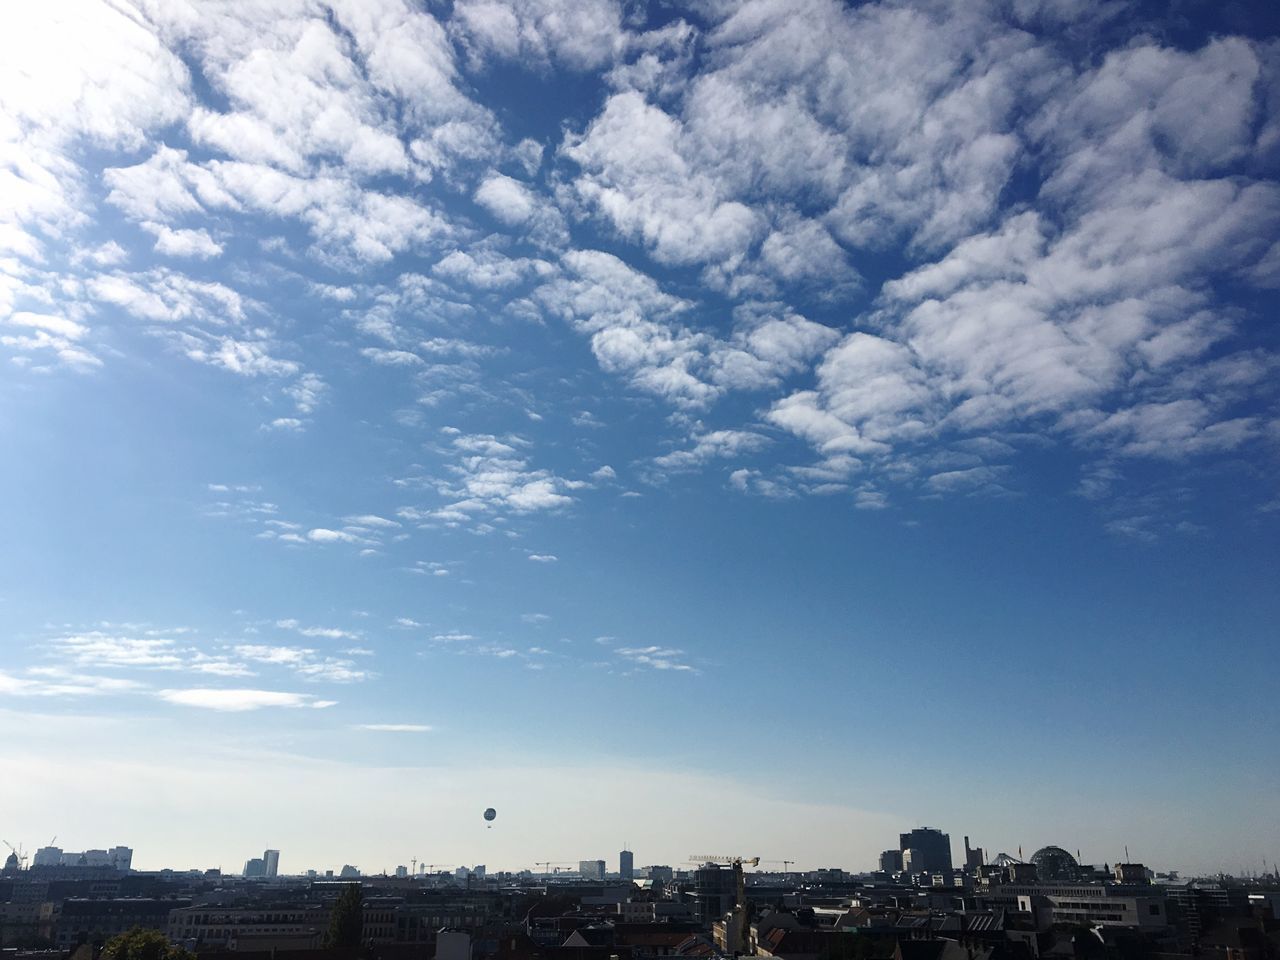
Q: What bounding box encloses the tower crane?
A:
[759,860,796,872]
[687,855,760,867]
[2,841,28,870]
[535,861,576,878]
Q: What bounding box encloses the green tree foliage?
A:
[101,927,195,960]
[327,883,364,948]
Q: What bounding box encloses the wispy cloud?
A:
[156,688,337,712]
[615,646,698,674]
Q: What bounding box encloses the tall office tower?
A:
[620,849,634,880]
[899,827,953,876]
[263,849,280,878]
[243,857,266,878]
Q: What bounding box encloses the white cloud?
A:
[52,632,186,669]
[615,645,696,673]
[653,430,770,472]
[285,373,327,413]
[143,222,223,259]
[563,91,762,267]
[343,514,401,529]
[433,248,555,289]
[451,0,626,71]
[156,688,334,712]
[0,668,143,698]
[306,528,361,544]
[527,553,557,563]
[408,430,578,526]
[473,173,568,247]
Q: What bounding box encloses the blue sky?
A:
[1,0,1279,877]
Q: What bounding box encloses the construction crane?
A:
[687,856,758,955]
[2,841,28,870]
[688,855,760,867]
[759,860,796,873]
[535,861,576,878]
[419,863,453,874]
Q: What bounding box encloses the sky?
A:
[1,0,1279,879]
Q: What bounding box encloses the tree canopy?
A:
[326,883,364,948]
[101,927,195,960]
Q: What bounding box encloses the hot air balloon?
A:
[483,807,496,828]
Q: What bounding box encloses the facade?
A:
[693,863,738,924]
[0,901,56,947]
[880,850,904,873]
[579,860,606,881]
[264,850,280,878]
[899,829,953,876]
[58,898,191,949]
[620,849,634,881]
[168,903,325,951]
[243,858,266,878]
[1017,892,1169,929]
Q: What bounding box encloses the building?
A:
[0,901,56,947]
[646,866,674,883]
[1028,846,1081,883]
[899,828,953,877]
[264,850,280,878]
[58,898,191,949]
[31,846,132,872]
[243,858,266,878]
[693,863,738,924]
[168,903,325,951]
[964,837,985,872]
[579,860,606,881]
[880,850,904,873]
[1017,892,1169,929]
[620,850,634,881]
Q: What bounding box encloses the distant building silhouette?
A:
[880,849,904,873]
[899,827,953,876]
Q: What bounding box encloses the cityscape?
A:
[2,828,1279,960]
[3,1,1280,960]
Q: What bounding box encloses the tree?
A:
[101,927,195,960]
[327,883,364,948]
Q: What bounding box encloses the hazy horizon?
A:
[2,0,1278,882]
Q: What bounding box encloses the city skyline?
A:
[2,0,1279,881]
